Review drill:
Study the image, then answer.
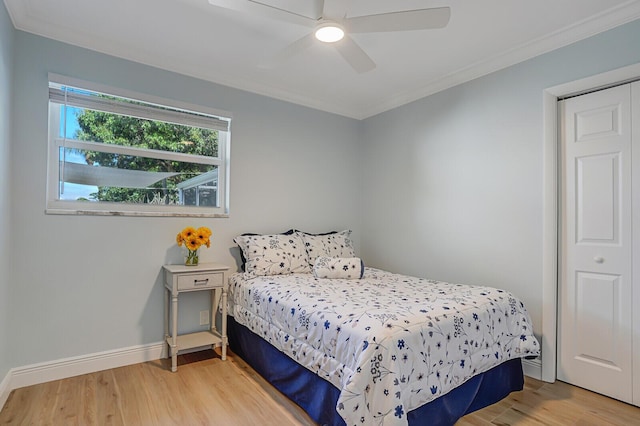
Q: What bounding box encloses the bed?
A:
[229,230,540,426]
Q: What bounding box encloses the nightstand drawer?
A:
[177,272,223,291]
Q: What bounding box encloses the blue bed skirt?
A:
[227,316,524,426]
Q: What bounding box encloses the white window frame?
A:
[46,74,231,217]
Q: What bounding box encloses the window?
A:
[46,74,231,217]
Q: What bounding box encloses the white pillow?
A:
[313,256,364,280]
[234,233,310,276]
[298,230,356,266]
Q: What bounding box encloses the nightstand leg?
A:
[211,288,220,333]
[221,288,228,360]
[171,293,179,372]
[164,288,169,350]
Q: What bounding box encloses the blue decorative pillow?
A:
[298,230,356,267]
[234,231,310,276]
[312,256,364,280]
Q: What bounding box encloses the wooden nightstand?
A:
[163,263,229,372]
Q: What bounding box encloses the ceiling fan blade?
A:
[333,35,376,74]
[208,0,316,27]
[259,33,316,69]
[346,7,451,33]
[321,0,348,20]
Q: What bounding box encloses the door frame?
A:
[541,62,640,382]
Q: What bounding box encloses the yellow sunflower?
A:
[185,237,200,251]
[198,226,212,238]
[180,226,197,241]
[195,227,212,248]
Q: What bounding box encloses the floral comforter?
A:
[229,268,539,426]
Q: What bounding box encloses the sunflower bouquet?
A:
[176,226,212,266]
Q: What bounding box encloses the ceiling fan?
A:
[207,0,451,73]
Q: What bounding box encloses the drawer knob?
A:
[194,278,209,286]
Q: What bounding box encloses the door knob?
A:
[593,256,605,264]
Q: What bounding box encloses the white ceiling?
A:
[5,0,640,119]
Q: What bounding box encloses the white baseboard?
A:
[522,357,543,381]
[7,341,166,394]
[0,369,10,413]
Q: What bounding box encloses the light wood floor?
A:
[1,349,639,425]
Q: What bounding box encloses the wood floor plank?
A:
[2,350,639,425]
[110,363,160,425]
[458,376,640,426]
[95,370,125,426]
[51,374,89,425]
[2,380,50,425]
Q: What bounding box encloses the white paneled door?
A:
[558,83,637,404]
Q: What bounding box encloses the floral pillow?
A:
[236,229,295,271]
[234,232,310,277]
[313,256,364,280]
[298,230,356,267]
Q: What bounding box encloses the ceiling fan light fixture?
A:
[314,23,344,43]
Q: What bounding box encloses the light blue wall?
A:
[4,1,640,384]
[360,19,640,345]
[0,1,14,384]
[9,31,362,366]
